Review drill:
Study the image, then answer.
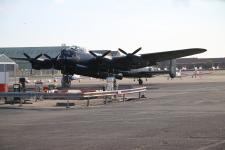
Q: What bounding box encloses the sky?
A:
[0,0,225,58]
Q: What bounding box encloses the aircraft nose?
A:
[74,55,80,62]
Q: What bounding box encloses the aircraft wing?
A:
[112,48,206,69]
[140,48,206,64]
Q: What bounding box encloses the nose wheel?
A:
[61,75,72,88]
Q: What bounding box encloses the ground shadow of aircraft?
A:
[11,46,206,87]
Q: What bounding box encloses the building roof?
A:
[0,46,68,58]
[177,58,225,64]
[0,54,16,64]
[0,46,120,58]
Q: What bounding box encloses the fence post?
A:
[66,100,70,109]
[123,94,125,102]
[87,98,90,107]
[19,98,23,107]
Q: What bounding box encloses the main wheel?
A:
[61,75,72,88]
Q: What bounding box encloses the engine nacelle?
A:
[31,60,53,70]
[95,72,123,80]
[114,73,123,80]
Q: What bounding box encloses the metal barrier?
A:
[118,87,147,102]
[0,92,81,99]
[0,87,147,107]
[119,87,146,94]
[0,92,41,98]
[83,87,146,98]
[82,87,147,105]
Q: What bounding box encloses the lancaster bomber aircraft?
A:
[11,46,206,87]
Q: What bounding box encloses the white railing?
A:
[0,87,147,107]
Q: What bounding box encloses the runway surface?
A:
[1,81,225,150]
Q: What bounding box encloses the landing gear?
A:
[61,75,72,88]
[106,76,117,91]
[138,78,143,85]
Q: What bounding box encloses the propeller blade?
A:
[23,53,31,59]
[101,50,111,58]
[118,48,128,55]
[89,51,98,57]
[43,54,59,60]
[132,47,142,55]
[34,54,42,60]
[43,54,51,60]
[55,54,60,59]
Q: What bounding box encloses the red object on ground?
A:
[43,86,49,93]
[0,84,8,92]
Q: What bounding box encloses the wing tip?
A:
[185,48,207,54]
[194,48,207,54]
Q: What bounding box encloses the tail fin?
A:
[169,59,176,78]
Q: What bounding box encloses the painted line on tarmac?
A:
[196,139,225,150]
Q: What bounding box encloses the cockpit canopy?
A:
[59,46,87,59]
[70,46,87,53]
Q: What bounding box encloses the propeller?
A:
[89,50,111,59]
[89,50,111,74]
[23,53,42,75]
[89,50,111,65]
[43,54,59,62]
[43,54,60,75]
[117,47,144,68]
[43,54,52,60]
[24,53,42,62]
[118,47,142,56]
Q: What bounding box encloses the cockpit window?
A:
[70,46,87,53]
[59,49,76,58]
